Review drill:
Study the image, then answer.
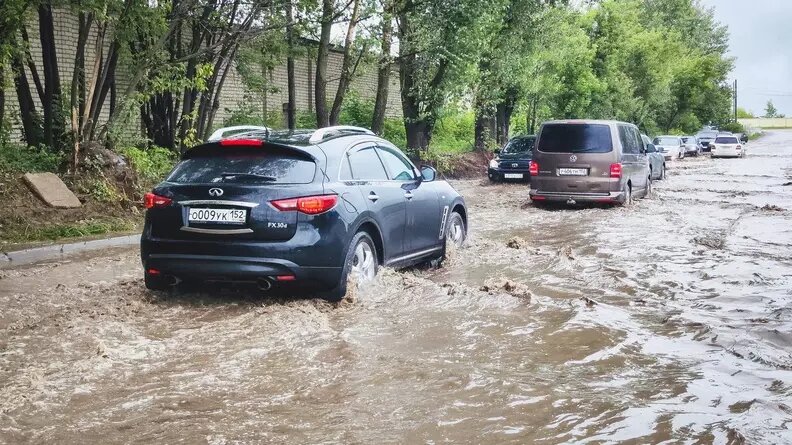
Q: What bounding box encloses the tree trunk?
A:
[329,0,361,125]
[371,4,393,135]
[496,97,514,145]
[11,54,44,146]
[38,3,63,151]
[285,0,296,130]
[315,0,333,128]
[474,103,496,151]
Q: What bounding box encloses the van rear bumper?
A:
[529,190,626,204]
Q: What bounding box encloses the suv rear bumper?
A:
[142,251,342,290]
[140,225,347,290]
[529,190,626,204]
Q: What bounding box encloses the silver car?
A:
[681,136,701,156]
[642,134,666,180]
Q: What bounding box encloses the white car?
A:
[653,136,685,160]
[710,135,744,158]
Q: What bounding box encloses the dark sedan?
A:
[141,126,468,301]
[488,135,535,182]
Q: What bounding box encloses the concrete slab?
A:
[22,172,82,208]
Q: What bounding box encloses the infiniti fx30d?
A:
[141,126,468,301]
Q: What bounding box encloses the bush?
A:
[719,121,745,134]
[119,146,178,184]
[0,143,64,173]
[429,111,475,154]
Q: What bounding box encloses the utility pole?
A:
[733,79,738,122]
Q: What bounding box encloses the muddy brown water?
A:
[2,131,792,444]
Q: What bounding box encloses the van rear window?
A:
[537,124,613,153]
[167,147,316,184]
[715,137,739,144]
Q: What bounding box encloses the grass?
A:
[1,217,139,246]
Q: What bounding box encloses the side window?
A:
[630,127,643,153]
[347,146,388,181]
[376,146,416,181]
[618,125,634,154]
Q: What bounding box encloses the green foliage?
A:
[429,111,476,154]
[764,100,784,118]
[0,143,64,172]
[719,121,745,134]
[736,108,755,119]
[119,146,177,184]
[2,218,137,243]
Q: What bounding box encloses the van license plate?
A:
[504,173,523,179]
[187,208,246,225]
[558,168,587,176]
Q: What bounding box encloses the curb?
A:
[0,234,140,268]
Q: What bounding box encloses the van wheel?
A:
[323,232,378,302]
[620,183,633,206]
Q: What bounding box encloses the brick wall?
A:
[4,8,403,144]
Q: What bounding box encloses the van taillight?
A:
[144,192,172,209]
[271,194,338,215]
[609,163,622,178]
[529,161,539,176]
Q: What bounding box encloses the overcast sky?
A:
[700,0,792,116]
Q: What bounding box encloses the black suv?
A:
[488,135,535,182]
[141,126,467,301]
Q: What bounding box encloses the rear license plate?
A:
[504,173,524,179]
[187,208,246,225]
[558,168,588,176]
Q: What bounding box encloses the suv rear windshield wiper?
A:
[220,172,278,182]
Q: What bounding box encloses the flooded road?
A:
[2,131,792,444]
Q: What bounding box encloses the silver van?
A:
[529,120,652,205]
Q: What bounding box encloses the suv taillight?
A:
[271,194,338,215]
[144,192,172,209]
[610,163,622,178]
[529,161,539,176]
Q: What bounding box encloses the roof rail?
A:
[309,125,375,144]
[207,125,270,142]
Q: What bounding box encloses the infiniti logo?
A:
[208,188,224,197]
[569,155,577,162]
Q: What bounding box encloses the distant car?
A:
[642,134,666,180]
[681,136,701,156]
[710,134,744,158]
[696,130,718,152]
[529,120,652,206]
[653,136,685,160]
[488,135,535,182]
[141,126,468,301]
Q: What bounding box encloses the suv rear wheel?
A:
[144,271,172,291]
[323,232,378,302]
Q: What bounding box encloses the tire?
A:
[322,232,378,302]
[660,164,666,180]
[620,182,633,206]
[645,176,652,198]
[145,272,172,291]
[434,211,467,266]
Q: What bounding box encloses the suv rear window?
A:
[715,137,739,144]
[167,147,316,184]
[537,124,612,153]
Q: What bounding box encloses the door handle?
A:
[367,192,379,202]
[404,191,414,200]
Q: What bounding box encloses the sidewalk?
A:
[1,233,140,268]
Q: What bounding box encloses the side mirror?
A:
[646,143,656,153]
[420,165,437,182]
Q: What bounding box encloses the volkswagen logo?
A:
[208,188,224,197]
[512,163,519,168]
[569,155,578,162]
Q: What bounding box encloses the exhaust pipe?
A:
[166,275,180,286]
[257,278,272,291]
